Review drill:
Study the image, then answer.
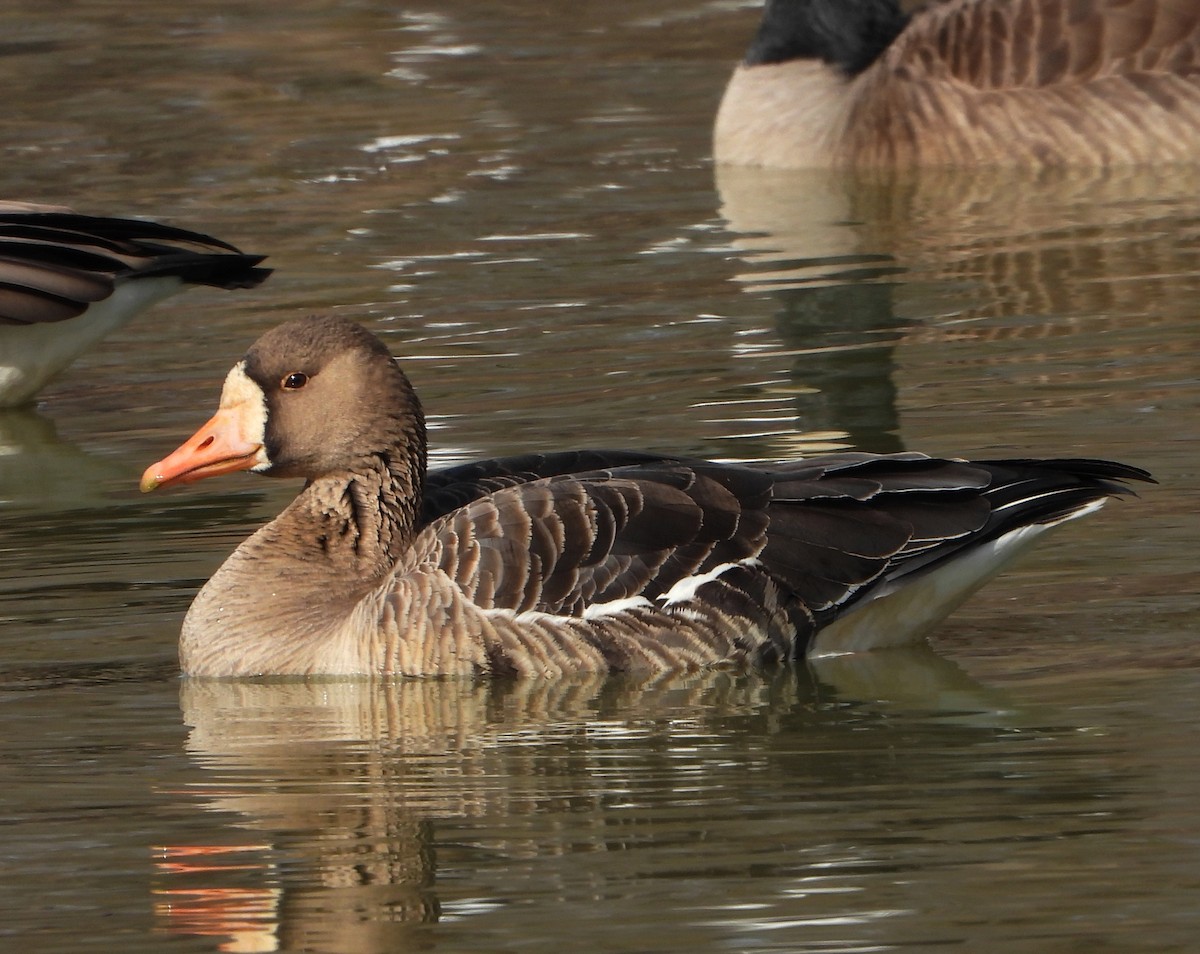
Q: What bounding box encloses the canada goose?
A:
[714,0,1200,167]
[0,202,271,406]
[139,315,1149,678]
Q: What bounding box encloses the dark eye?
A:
[282,371,309,390]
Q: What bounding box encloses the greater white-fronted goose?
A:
[714,0,1200,168]
[140,315,1150,678]
[0,202,271,406]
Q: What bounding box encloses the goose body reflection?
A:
[163,658,1055,951]
[0,202,271,406]
[715,0,1200,168]
[141,315,1149,678]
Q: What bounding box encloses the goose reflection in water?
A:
[714,161,1200,458]
[0,409,125,510]
[156,653,1028,953]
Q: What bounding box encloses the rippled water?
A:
[2,2,1199,952]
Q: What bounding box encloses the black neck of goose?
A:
[745,0,908,76]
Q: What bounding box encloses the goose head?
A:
[141,315,425,492]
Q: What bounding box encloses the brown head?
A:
[141,315,426,491]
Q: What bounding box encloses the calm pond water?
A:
[2,2,1199,952]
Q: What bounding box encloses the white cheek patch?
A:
[219,361,272,471]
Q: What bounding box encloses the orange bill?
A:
[141,405,263,492]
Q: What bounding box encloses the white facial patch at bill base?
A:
[220,360,272,472]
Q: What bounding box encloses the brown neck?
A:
[289,437,426,589]
[349,443,426,578]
